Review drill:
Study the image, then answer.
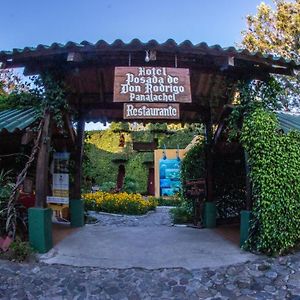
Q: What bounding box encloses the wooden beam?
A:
[73,113,85,199]
[35,112,51,208]
[63,113,76,145]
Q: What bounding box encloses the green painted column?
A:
[70,199,85,227]
[240,210,251,247]
[28,208,53,253]
[203,202,216,228]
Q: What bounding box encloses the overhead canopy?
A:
[0,108,37,134]
[1,39,298,124]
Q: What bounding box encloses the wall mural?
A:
[159,149,181,196]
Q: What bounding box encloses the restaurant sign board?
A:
[114,67,191,103]
[123,103,180,120]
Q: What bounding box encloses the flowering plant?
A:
[83,191,157,215]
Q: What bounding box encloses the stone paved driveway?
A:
[0,253,300,299]
[0,207,299,299]
[40,207,255,269]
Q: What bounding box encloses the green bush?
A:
[110,122,130,133]
[241,108,300,255]
[170,203,193,224]
[100,181,116,192]
[0,239,33,262]
[180,140,206,199]
[122,177,139,194]
[153,196,182,206]
[0,170,14,236]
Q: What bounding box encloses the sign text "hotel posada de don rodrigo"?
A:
[113,67,192,103]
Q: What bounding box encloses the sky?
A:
[0,0,272,130]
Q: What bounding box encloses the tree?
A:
[241,0,300,109]
[0,69,30,110]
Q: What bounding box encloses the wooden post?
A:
[35,112,51,208]
[205,120,213,202]
[73,114,85,199]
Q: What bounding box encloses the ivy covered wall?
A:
[83,123,199,194]
[241,108,300,255]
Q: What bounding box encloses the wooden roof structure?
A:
[0,39,299,123]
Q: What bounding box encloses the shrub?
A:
[0,239,33,262]
[122,177,139,194]
[241,108,300,255]
[150,195,182,206]
[83,191,157,215]
[0,170,14,236]
[180,140,206,199]
[170,202,193,224]
[100,181,116,192]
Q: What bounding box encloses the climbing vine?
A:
[241,108,300,255]
[228,79,300,254]
[180,139,206,200]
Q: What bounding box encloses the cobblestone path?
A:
[87,206,173,227]
[0,207,299,299]
[0,253,300,299]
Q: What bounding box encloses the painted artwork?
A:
[159,158,181,196]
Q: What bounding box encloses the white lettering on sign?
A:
[126,104,177,117]
[123,103,180,120]
[114,67,191,103]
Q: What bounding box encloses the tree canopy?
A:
[241,0,300,109]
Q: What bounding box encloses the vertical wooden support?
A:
[35,112,51,208]
[205,120,213,202]
[73,114,85,199]
[70,113,85,227]
[30,111,53,253]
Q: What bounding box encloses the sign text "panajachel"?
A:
[114,67,191,103]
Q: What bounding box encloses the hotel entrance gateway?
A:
[0,39,298,253]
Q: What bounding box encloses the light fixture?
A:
[145,50,150,62]
[145,50,157,62]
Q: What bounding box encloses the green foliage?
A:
[125,154,148,194]
[83,125,198,194]
[0,71,69,130]
[147,123,168,133]
[110,122,130,133]
[180,140,206,198]
[158,130,196,149]
[122,177,139,194]
[151,195,182,206]
[131,130,154,142]
[228,79,283,141]
[0,170,14,236]
[170,202,193,224]
[100,182,116,192]
[241,107,300,255]
[1,239,33,262]
[241,0,300,108]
